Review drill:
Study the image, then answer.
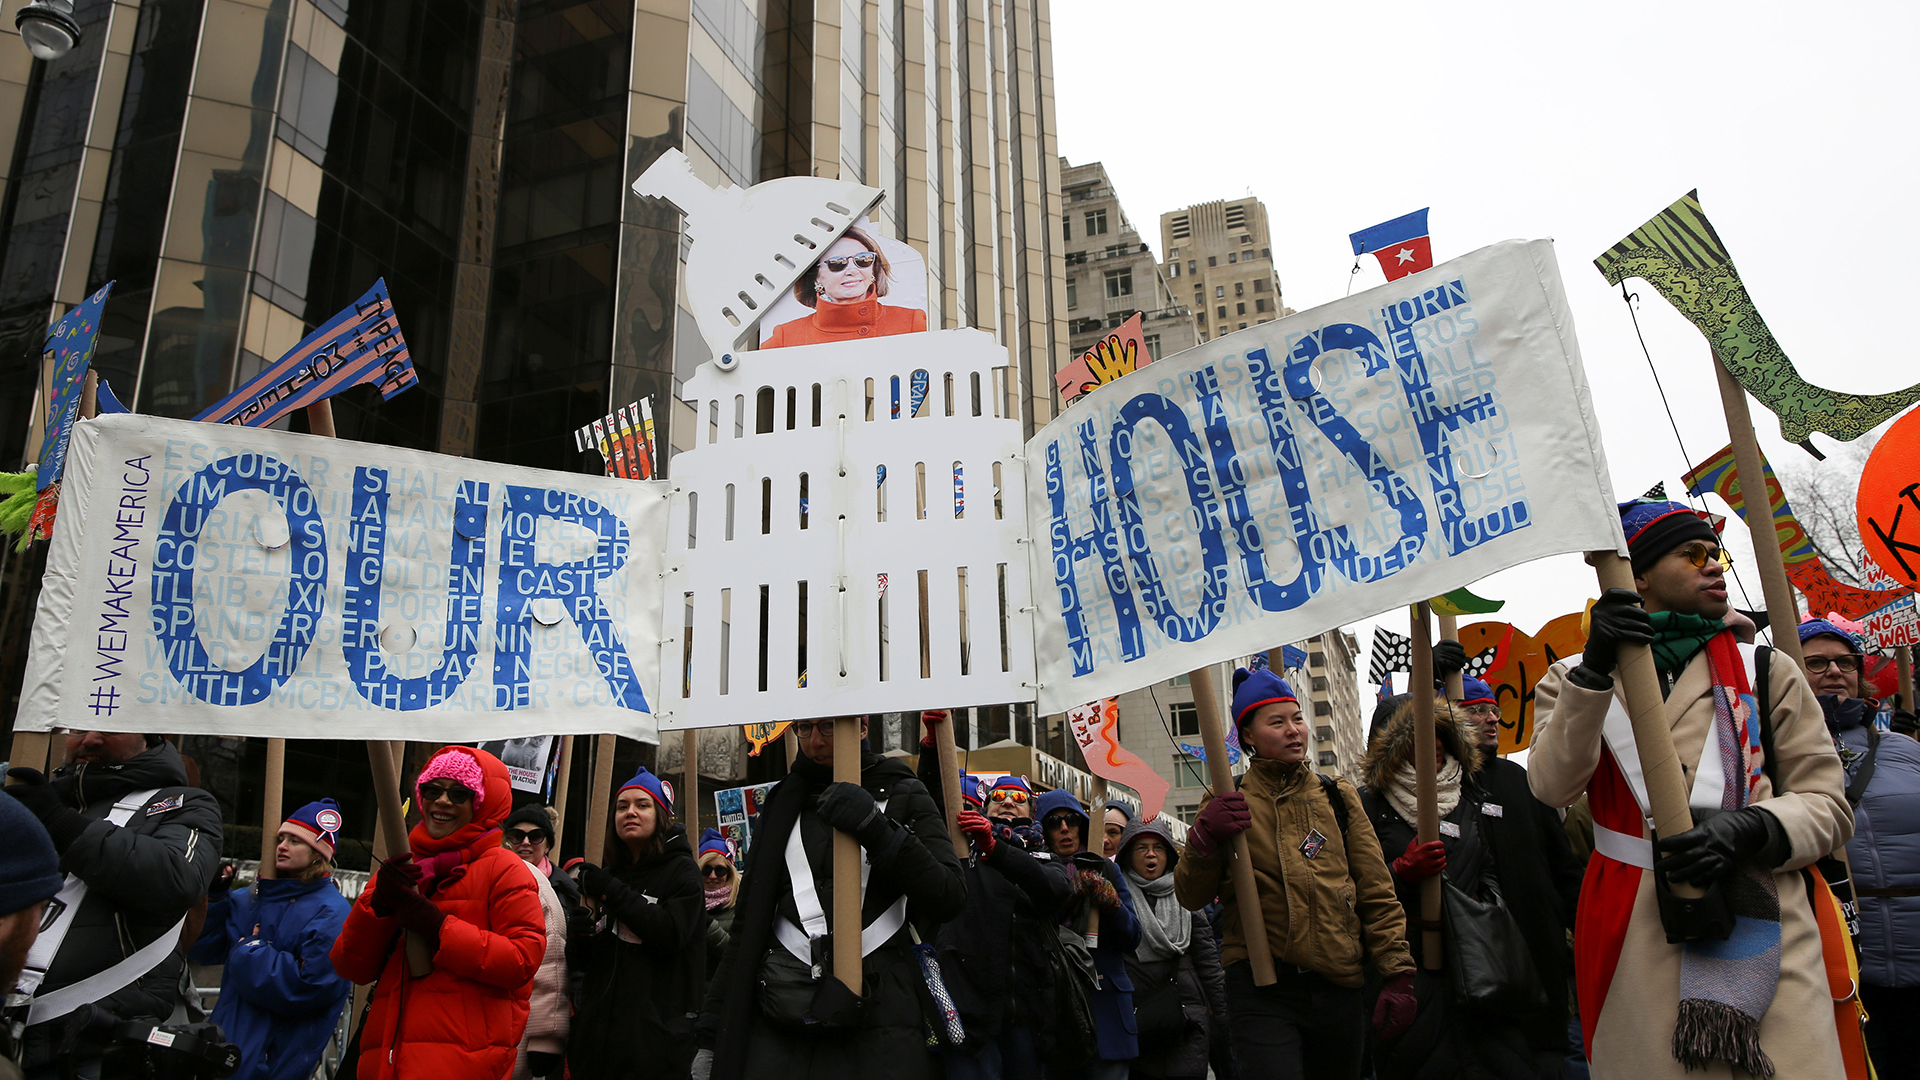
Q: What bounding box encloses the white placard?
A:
[1027,240,1625,714]
[20,414,667,742]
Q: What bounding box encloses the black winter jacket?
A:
[22,743,222,1065]
[568,825,707,1080]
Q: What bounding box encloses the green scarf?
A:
[1648,611,1724,679]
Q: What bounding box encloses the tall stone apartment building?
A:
[1058,157,1194,369]
[1159,196,1288,343]
[0,0,1070,848]
[1307,628,1367,783]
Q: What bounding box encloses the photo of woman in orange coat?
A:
[330,745,547,1080]
[761,225,928,348]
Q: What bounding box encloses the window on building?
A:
[1066,280,1077,308]
[1085,209,1108,235]
[1262,248,1271,258]
[1105,244,1126,258]
[1225,205,1246,228]
[1236,302,1246,315]
[1066,251,1087,266]
[1175,803,1199,825]
[1228,252,1237,263]
[1170,214,1190,239]
[1144,333,1160,360]
[1168,247,1178,258]
[1214,286,1225,298]
[1207,256,1217,267]
[1217,306,1227,318]
[1317,751,1337,767]
[1168,701,1200,736]
[1256,298,1268,312]
[1062,218,1071,242]
[1175,754,1209,788]
[1107,312,1127,328]
[1242,234,1253,245]
[1196,311,1206,325]
[1253,279,1267,292]
[1168,674,1189,687]
[1169,262,1179,277]
[1106,268,1132,297]
[1234,282,1244,296]
[1239,322,1248,329]
[1187,260,1196,273]
[1316,726,1334,743]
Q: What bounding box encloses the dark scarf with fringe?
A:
[1671,631,1780,1078]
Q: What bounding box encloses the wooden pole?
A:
[366,740,432,976]
[585,733,618,864]
[258,738,286,877]
[1408,604,1442,969]
[933,718,966,858]
[369,742,403,863]
[1189,662,1276,986]
[1711,354,1804,667]
[682,729,700,834]
[1897,646,1915,714]
[832,716,862,993]
[551,735,575,852]
[1590,551,1701,893]
[1437,615,1465,700]
[785,726,799,767]
[7,730,51,774]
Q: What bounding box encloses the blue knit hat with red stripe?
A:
[1459,677,1497,706]
[282,798,343,860]
[619,768,675,817]
[1798,617,1863,654]
[960,772,984,808]
[1231,667,1297,726]
[698,827,731,860]
[1619,499,1721,575]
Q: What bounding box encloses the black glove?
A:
[1655,807,1786,887]
[1576,588,1654,681]
[528,1051,564,1078]
[208,861,237,900]
[1071,850,1109,873]
[370,856,422,918]
[577,863,617,899]
[816,782,882,835]
[1432,639,1467,685]
[388,884,445,949]
[4,767,89,851]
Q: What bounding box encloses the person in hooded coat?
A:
[331,746,547,1080]
[1034,788,1140,1080]
[567,768,705,1080]
[697,827,739,980]
[1360,695,1562,1079]
[1529,500,1850,1080]
[1116,819,1222,1080]
[190,799,352,1080]
[915,714,1074,1080]
[694,716,965,1080]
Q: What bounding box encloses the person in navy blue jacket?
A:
[1034,788,1141,1080]
[189,799,352,1080]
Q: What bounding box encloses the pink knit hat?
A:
[416,749,486,805]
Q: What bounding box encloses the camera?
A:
[96,1020,239,1080]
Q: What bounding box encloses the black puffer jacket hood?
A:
[1359,695,1482,795]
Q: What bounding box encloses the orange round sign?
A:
[1857,406,1920,592]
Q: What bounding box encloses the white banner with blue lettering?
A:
[20,414,667,741]
[1027,239,1625,715]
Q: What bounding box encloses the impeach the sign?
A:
[20,414,667,742]
[1027,240,1624,713]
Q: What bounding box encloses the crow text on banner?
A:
[1026,240,1624,714]
[19,413,665,742]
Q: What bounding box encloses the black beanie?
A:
[1625,507,1720,576]
[503,805,554,841]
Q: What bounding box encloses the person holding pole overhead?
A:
[566,768,703,1080]
[330,745,547,1080]
[1173,669,1414,1080]
[692,716,964,1080]
[1529,499,1851,1079]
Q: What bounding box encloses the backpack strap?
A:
[1754,645,1781,796]
[1318,774,1350,839]
[1845,727,1882,809]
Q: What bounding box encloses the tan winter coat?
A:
[1528,649,1851,1080]
[513,859,569,1080]
[1174,757,1413,987]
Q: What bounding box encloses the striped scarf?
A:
[1672,632,1780,1078]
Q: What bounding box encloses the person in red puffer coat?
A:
[331,746,546,1079]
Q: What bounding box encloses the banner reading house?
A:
[1028,239,1623,714]
[19,413,668,742]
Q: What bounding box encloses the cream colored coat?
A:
[1528,649,1851,1080]
[512,859,569,1080]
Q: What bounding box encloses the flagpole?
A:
[1409,604,1442,969]
[1711,352,1804,666]
[1190,662,1276,987]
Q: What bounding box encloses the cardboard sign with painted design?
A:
[1457,612,1587,754]
[19,413,667,742]
[1859,406,1920,594]
[1028,240,1623,713]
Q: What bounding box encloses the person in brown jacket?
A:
[1173,668,1415,1080]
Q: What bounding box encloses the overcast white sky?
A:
[1050,0,1920,702]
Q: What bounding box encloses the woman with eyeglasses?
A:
[1801,616,1920,1069]
[500,806,571,1080]
[331,746,547,1080]
[566,768,706,1080]
[696,828,739,978]
[762,226,928,348]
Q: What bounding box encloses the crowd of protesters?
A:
[4,502,1918,1080]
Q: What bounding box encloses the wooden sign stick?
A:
[1711,353,1805,667]
[1437,614,1465,699]
[585,733,618,864]
[550,735,575,852]
[832,715,863,993]
[1408,604,1442,968]
[933,717,965,858]
[1190,662,1276,986]
[682,730,700,834]
[366,737,432,975]
[1589,551,1700,888]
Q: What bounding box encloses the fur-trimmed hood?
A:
[1360,695,1482,794]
